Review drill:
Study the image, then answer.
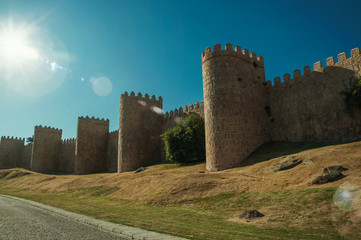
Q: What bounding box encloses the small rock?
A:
[134,167,146,173]
[323,165,348,174]
[311,170,345,185]
[304,159,314,165]
[271,157,302,172]
[239,210,264,219]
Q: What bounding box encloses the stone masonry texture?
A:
[118,92,164,172]
[268,49,361,142]
[59,139,76,173]
[20,144,32,170]
[202,44,270,171]
[0,137,25,169]
[30,126,62,173]
[75,117,109,174]
[107,130,118,172]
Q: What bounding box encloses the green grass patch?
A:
[0,186,352,240]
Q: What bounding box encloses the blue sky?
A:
[0,0,360,139]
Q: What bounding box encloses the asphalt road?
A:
[0,195,127,240]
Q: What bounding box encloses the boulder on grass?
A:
[134,167,146,174]
[239,210,264,219]
[271,157,302,172]
[311,170,345,185]
[323,165,348,174]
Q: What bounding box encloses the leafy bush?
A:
[342,78,361,117]
[161,114,205,164]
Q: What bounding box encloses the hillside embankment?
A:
[0,141,360,239]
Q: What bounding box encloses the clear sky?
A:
[0,0,361,140]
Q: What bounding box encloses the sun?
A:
[1,32,39,61]
[0,18,70,96]
[0,22,39,69]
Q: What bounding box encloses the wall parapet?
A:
[202,43,264,67]
[62,138,75,144]
[1,136,25,142]
[78,116,109,125]
[121,91,162,104]
[34,125,62,134]
[109,130,118,138]
[164,100,204,120]
[268,47,361,87]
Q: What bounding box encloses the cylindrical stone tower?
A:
[202,44,270,171]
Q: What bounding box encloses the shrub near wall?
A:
[161,114,205,164]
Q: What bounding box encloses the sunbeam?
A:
[0,18,69,96]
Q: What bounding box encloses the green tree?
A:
[161,114,205,164]
[26,136,33,144]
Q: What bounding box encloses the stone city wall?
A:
[118,92,164,172]
[59,138,76,173]
[20,143,32,170]
[1,45,360,174]
[31,126,62,173]
[0,136,25,169]
[267,48,361,142]
[106,130,118,172]
[75,116,109,174]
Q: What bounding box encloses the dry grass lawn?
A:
[1,141,361,239]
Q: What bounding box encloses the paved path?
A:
[0,194,187,240]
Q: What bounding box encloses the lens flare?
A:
[1,30,39,62]
[150,106,163,115]
[137,100,146,106]
[331,182,361,239]
[89,76,112,97]
[0,19,69,96]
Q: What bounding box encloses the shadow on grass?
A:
[238,141,341,167]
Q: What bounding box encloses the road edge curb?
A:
[0,194,188,240]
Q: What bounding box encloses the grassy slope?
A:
[0,141,361,239]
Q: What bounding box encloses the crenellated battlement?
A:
[78,116,109,125]
[109,130,118,138]
[201,43,264,67]
[120,91,163,107]
[1,136,25,142]
[62,138,75,144]
[34,125,62,134]
[164,100,204,120]
[268,47,361,87]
